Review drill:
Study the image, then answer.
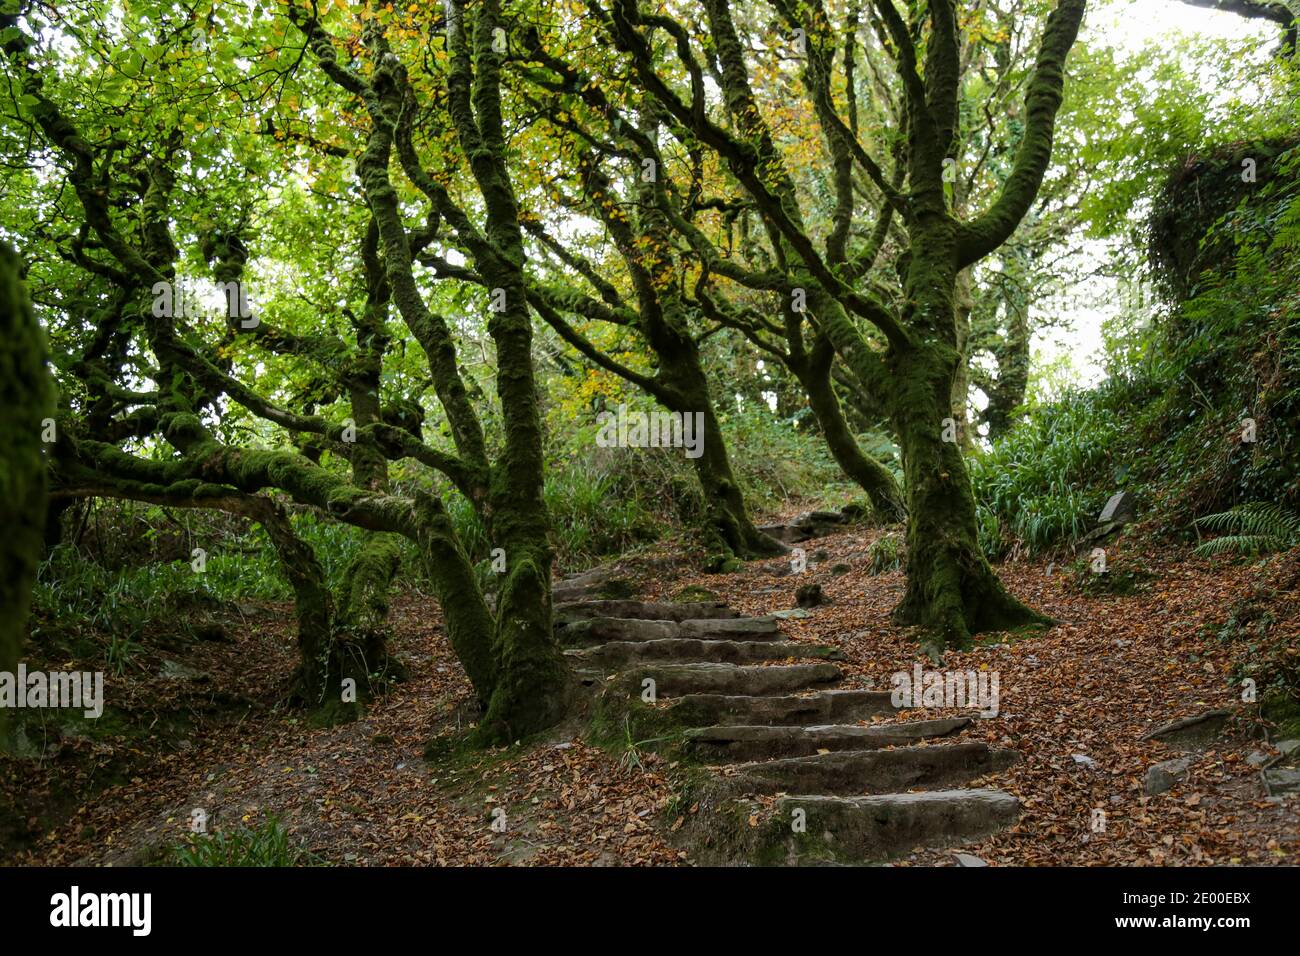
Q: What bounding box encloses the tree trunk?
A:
[888,232,1048,647]
[667,364,787,562]
[412,494,501,708]
[249,500,389,720]
[477,265,568,743]
[0,243,51,748]
[800,339,905,522]
[983,271,1031,439]
[951,266,976,450]
[481,538,568,743]
[334,531,405,677]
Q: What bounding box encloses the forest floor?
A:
[3,513,1298,867]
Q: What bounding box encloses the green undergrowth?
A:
[164,818,323,867]
[866,532,903,574]
[970,139,1300,562]
[586,688,693,761]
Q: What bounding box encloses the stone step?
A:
[551,583,629,603]
[567,639,844,669]
[666,689,904,727]
[557,615,781,647]
[554,600,739,622]
[718,742,1018,796]
[621,662,842,698]
[757,789,1020,865]
[551,568,637,603]
[685,717,970,763]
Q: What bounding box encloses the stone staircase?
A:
[554,590,1020,865]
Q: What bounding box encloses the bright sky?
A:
[1030,0,1279,391]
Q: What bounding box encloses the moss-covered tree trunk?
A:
[411,495,499,705]
[478,274,569,743]
[250,500,355,714]
[887,225,1046,646]
[331,220,404,688]
[444,0,567,743]
[798,338,905,522]
[569,118,784,564]
[659,354,786,561]
[950,267,977,450]
[981,252,1032,439]
[0,243,52,747]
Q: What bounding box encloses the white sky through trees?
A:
[1031,0,1278,393]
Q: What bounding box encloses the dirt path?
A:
[6,527,1296,866]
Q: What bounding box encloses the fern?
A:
[1193,502,1300,556]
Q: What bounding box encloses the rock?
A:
[159,660,210,682]
[557,618,674,645]
[666,688,903,727]
[1099,491,1136,525]
[676,617,782,639]
[757,511,848,546]
[770,608,812,620]
[1246,751,1270,768]
[1071,754,1096,769]
[757,523,799,544]
[795,583,828,608]
[1140,709,1232,747]
[552,566,638,601]
[1276,739,1300,756]
[1080,491,1137,545]
[685,717,970,763]
[556,615,782,647]
[954,853,989,867]
[566,638,843,669]
[1263,768,1300,795]
[839,502,873,522]
[554,600,737,622]
[718,742,1017,796]
[621,661,842,697]
[1145,754,1197,795]
[760,790,1020,866]
[798,510,846,526]
[830,563,851,576]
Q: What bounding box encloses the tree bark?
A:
[951,266,976,449]
[0,243,52,747]
[887,225,1048,646]
[250,500,380,717]
[798,339,905,522]
[982,278,1032,439]
[656,337,787,560]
